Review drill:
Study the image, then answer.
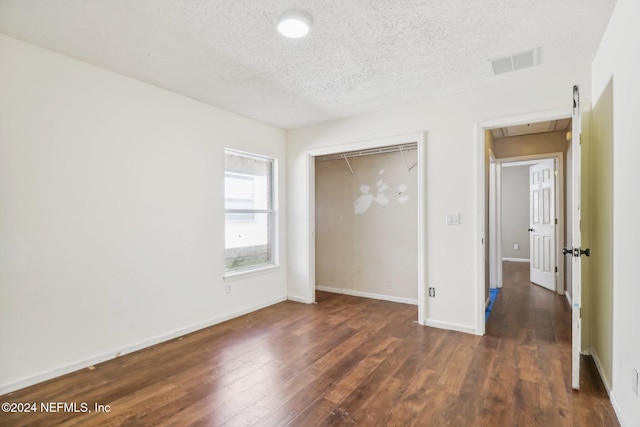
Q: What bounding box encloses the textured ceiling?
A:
[0,0,616,129]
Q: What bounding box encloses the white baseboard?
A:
[287,295,309,303]
[315,286,418,306]
[608,390,629,427]
[565,291,573,307]
[423,319,476,335]
[590,347,613,392]
[0,296,287,395]
[590,348,627,426]
[501,257,530,263]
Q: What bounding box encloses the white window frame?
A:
[224,149,276,275]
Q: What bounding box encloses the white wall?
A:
[591,0,640,425]
[500,165,530,260]
[0,35,287,393]
[315,151,418,303]
[287,67,590,334]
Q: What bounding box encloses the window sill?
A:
[223,264,279,282]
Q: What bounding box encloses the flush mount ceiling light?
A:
[277,10,311,38]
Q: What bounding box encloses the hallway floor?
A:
[485,261,619,426]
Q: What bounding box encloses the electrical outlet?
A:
[514,244,519,250]
[429,287,435,297]
[633,368,639,396]
[226,283,232,294]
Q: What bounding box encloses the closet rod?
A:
[315,142,417,163]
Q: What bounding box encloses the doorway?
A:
[477,108,573,334]
[314,145,418,305]
[496,155,565,294]
[305,132,427,324]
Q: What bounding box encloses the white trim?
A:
[224,149,279,279]
[501,159,545,167]
[476,124,487,335]
[306,132,427,325]
[591,347,613,392]
[306,152,316,304]
[480,108,572,130]
[489,152,498,288]
[417,134,426,325]
[223,264,280,282]
[609,391,629,427]
[502,257,531,263]
[287,295,309,303]
[590,349,625,427]
[496,164,503,288]
[307,133,424,157]
[424,319,476,335]
[316,286,418,306]
[0,296,287,395]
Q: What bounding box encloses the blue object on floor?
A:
[485,288,500,322]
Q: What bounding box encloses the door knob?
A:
[528,228,534,232]
[573,247,592,257]
[563,247,591,257]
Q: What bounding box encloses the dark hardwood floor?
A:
[1,262,619,426]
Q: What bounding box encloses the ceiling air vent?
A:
[491,48,541,75]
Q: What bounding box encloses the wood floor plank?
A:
[322,336,402,405]
[1,262,620,426]
[378,367,439,426]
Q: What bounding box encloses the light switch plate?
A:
[446,213,461,225]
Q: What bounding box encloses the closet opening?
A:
[305,133,426,324]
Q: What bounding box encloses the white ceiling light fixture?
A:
[277,10,311,39]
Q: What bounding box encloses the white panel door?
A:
[529,159,556,291]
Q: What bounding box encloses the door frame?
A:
[488,152,499,289]
[304,132,427,325]
[476,107,571,335]
[496,154,565,293]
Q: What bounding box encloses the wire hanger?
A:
[343,154,355,176]
[399,146,417,172]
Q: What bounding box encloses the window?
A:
[224,150,275,272]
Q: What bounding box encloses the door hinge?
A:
[555,267,558,273]
[555,170,558,176]
[555,218,558,225]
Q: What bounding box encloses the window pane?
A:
[225,153,271,210]
[225,174,254,205]
[225,212,270,269]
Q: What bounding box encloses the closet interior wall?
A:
[314,147,418,303]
